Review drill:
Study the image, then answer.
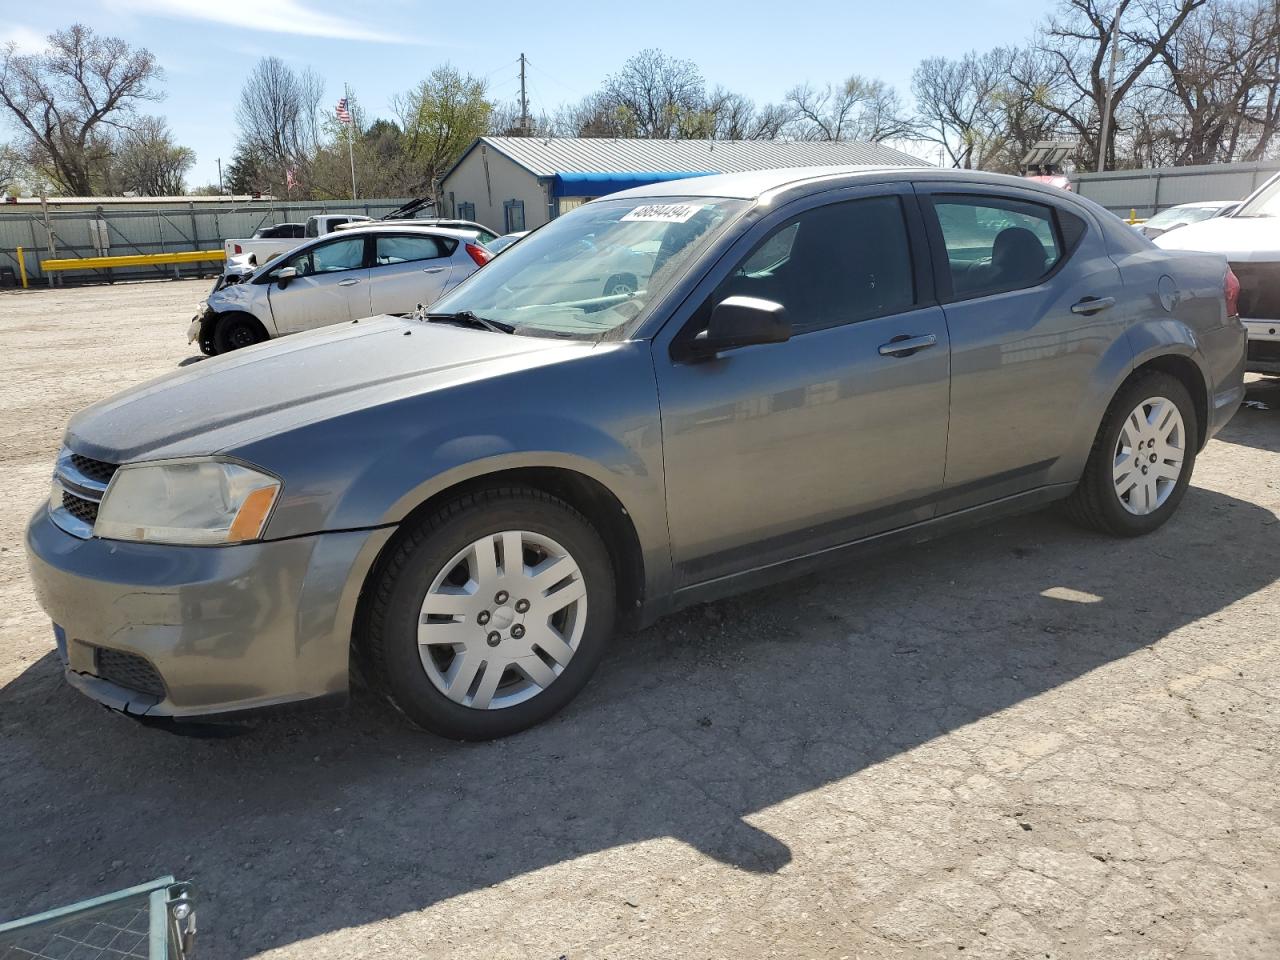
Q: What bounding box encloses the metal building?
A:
[438,137,927,232]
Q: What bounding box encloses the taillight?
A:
[233,243,242,254]
[464,242,491,267]
[1225,266,1240,317]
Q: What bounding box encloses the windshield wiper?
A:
[424,310,516,334]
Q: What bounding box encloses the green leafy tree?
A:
[394,65,491,195]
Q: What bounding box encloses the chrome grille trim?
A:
[49,448,116,539]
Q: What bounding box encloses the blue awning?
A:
[552,171,715,198]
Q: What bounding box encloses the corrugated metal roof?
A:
[474,137,926,177]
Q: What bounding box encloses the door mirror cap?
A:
[688,295,790,358]
[275,266,297,288]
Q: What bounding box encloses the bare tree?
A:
[108,116,194,195]
[702,88,792,139]
[0,142,22,193]
[1033,0,1209,169]
[234,56,324,188]
[784,75,914,141]
[1141,0,1280,164]
[0,24,161,194]
[394,64,491,195]
[913,49,1019,167]
[598,49,706,138]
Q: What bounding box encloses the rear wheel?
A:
[213,313,267,353]
[363,486,616,740]
[603,273,637,297]
[1065,370,1197,536]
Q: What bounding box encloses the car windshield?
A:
[1144,206,1219,229]
[427,196,748,339]
[1236,178,1280,218]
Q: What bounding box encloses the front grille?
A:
[1229,262,1280,321]
[62,490,99,525]
[94,647,166,698]
[69,453,117,485]
[51,448,118,538]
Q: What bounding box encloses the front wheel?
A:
[213,313,267,353]
[1065,370,1198,536]
[363,486,617,740]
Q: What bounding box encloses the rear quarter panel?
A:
[1116,246,1244,441]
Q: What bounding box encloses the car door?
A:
[266,235,371,335]
[916,186,1126,512]
[654,186,952,588]
[367,234,456,316]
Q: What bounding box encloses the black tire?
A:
[197,318,218,356]
[213,313,267,353]
[1064,370,1198,537]
[602,273,637,297]
[362,485,617,740]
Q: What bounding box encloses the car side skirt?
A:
[664,483,1077,614]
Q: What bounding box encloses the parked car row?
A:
[1153,171,1280,376]
[29,166,1246,741]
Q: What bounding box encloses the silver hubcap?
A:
[417,530,587,710]
[1113,396,1185,515]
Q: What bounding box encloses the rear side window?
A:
[709,195,917,335]
[308,237,366,274]
[376,235,455,264]
[932,196,1063,299]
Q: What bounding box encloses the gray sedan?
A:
[28,166,1245,740]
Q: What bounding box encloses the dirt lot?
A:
[1,279,1279,960]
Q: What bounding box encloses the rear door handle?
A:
[422,267,445,274]
[1071,296,1115,315]
[878,333,938,357]
[337,278,360,286]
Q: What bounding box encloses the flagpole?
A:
[346,83,357,201]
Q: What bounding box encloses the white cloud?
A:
[111,0,413,44]
[0,25,48,53]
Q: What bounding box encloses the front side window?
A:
[428,195,748,339]
[703,195,917,336]
[375,235,452,265]
[279,237,366,277]
[933,196,1062,299]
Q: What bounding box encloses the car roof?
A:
[334,224,480,241]
[602,165,1085,204]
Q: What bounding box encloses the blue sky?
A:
[1,0,1057,188]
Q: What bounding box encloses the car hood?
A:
[65,315,592,463]
[1153,216,1280,260]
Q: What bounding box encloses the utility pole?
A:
[1097,2,1123,173]
[519,53,530,135]
[217,157,224,195]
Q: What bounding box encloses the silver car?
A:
[189,225,492,355]
[29,167,1245,740]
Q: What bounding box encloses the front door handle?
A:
[878,333,938,357]
[1071,296,1115,315]
[422,267,445,274]
[337,278,360,287]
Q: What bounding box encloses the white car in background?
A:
[1137,200,1238,239]
[1156,172,1280,375]
[190,225,493,354]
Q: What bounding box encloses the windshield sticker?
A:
[621,203,704,223]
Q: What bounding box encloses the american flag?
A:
[336,97,352,125]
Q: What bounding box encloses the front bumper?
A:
[1243,318,1280,375]
[26,504,393,720]
[187,303,210,345]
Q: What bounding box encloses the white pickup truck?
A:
[1156,171,1280,375]
[222,213,372,267]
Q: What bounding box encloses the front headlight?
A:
[95,459,281,546]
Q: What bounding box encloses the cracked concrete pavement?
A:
[1,280,1278,959]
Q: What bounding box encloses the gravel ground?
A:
[1,280,1279,960]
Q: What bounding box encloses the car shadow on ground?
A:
[1223,377,1280,453]
[177,355,206,367]
[2,485,1277,956]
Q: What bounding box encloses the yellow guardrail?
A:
[40,249,227,272]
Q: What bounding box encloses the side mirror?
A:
[686,295,790,359]
[275,266,297,288]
